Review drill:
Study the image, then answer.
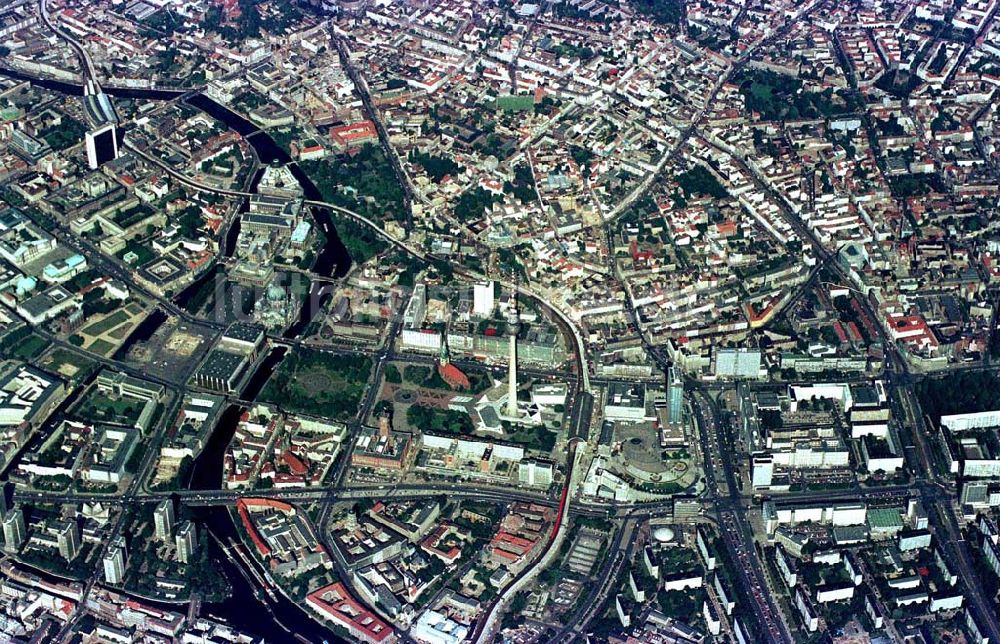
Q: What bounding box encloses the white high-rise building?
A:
[57,520,79,562]
[473,281,494,318]
[176,521,197,564]
[715,348,762,379]
[154,499,175,541]
[85,123,120,170]
[103,536,127,585]
[752,453,774,488]
[2,508,25,553]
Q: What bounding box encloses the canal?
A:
[112,308,167,360]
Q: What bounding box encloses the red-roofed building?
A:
[420,523,464,564]
[716,221,737,237]
[850,299,879,340]
[744,293,785,328]
[983,254,1000,281]
[306,583,397,644]
[282,450,309,476]
[273,473,306,488]
[299,141,326,161]
[438,362,471,390]
[236,499,271,557]
[630,240,654,264]
[833,321,849,344]
[886,314,939,352]
[490,547,520,563]
[847,321,863,343]
[490,530,536,558]
[329,121,378,150]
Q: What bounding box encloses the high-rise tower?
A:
[85,123,120,169]
[154,499,175,542]
[57,520,79,562]
[2,508,25,554]
[103,536,127,585]
[506,289,519,418]
[666,366,684,429]
[176,521,197,564]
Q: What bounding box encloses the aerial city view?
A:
[0,0,998,641]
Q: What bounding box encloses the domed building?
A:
[652,526,676,544]
[253,280,294,330]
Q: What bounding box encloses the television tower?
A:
[506,283,520,418]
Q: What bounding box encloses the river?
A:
[0,67,186,100]
[184,93,352,280]
[178,95,352,334]
[184,400,346,644]
[0,67,353,337]
[0,68,354,641]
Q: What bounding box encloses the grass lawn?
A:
[74,389,144,426]
[87,339,117,356]
[635,480,683,495]
[117,241,156,266]
[107,323,135,340]
[259,349,372,420]
[42,348,95,378]
[82,310,130,336]
[11,334,47,361]
[406,404,474,435]
[401,364,492,394]
[750,81,773,103]
[506,425,557,452]
[497,94,535,112]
